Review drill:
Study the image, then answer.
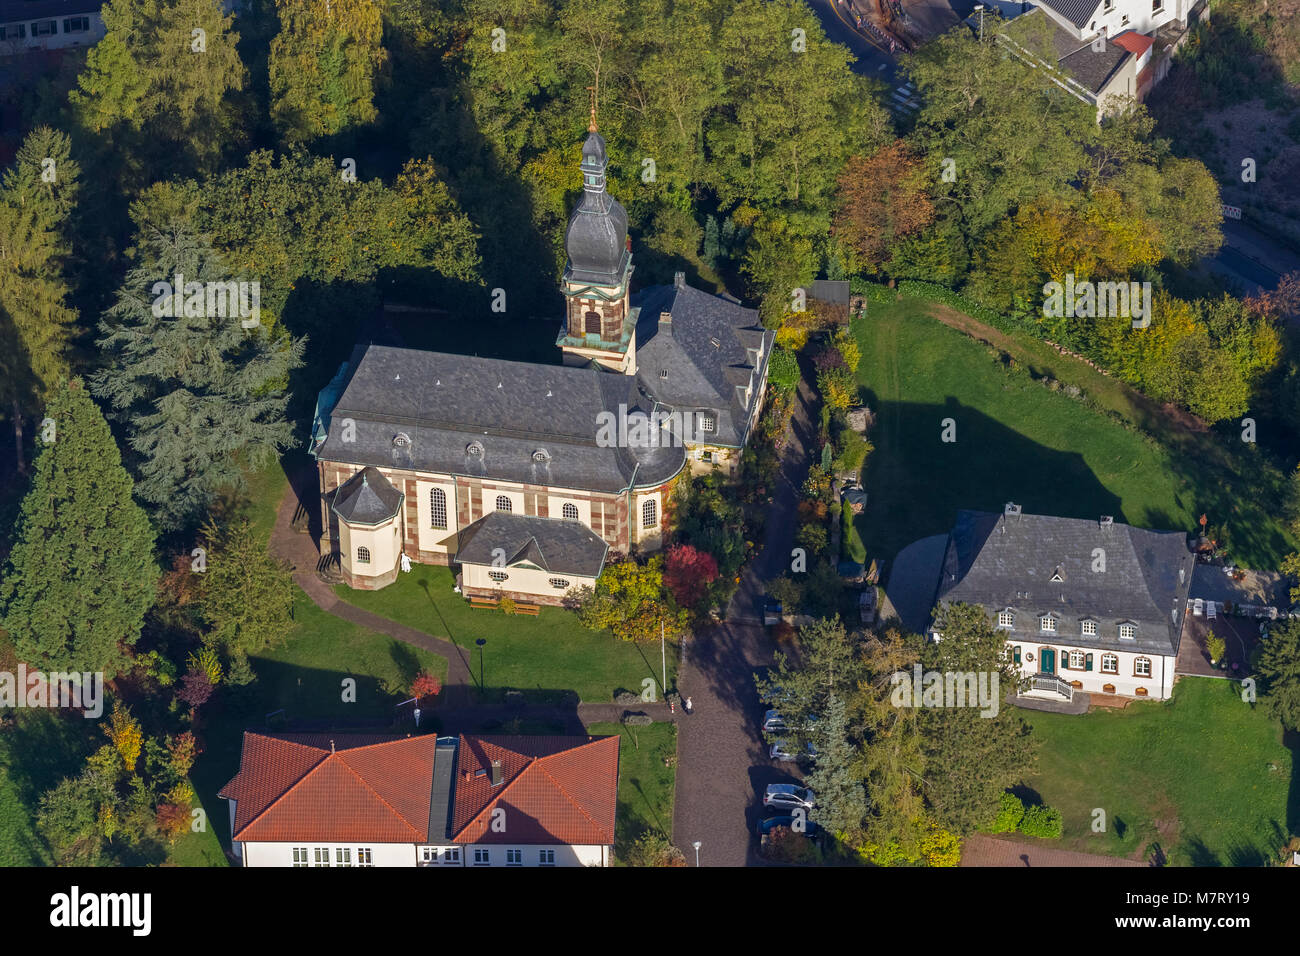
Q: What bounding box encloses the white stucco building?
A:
[220,732,620,867]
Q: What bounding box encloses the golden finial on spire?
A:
[586,86,598,132]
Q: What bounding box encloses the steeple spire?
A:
[587,86,598,132]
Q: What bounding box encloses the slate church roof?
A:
[456,511,609,578]
[634,275,774,448]
[935,508,1196,656]
[315,345,685,493]
[331,466,403,525]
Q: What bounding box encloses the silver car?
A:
[764,784,815,810]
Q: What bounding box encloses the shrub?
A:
[766,574,805,610]
[1206,631,1226,662]
[497,596,516,615]
[796,522,828,555]
[841,500,866,564]
[990,792,1025,834]
[833,430,871,476]
[919,823,962,867]
[1019,805,1064,839]
[623,713,654,726]
[623,832,687,867]
[411,670,442,700]
[768,346,801,390]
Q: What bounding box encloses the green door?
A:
[1040,648,1055,674]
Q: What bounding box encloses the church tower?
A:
[556,108,637,374]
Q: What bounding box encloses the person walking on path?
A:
[684,696,693,714]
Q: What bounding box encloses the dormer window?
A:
[997,610,1014,629]
[532,449,551,463]
[1040,615,1057,633]
[1119,624,1136,640]
[698,413,716,434]
[1050,566,1064,583]
[392,432,411,448]
[466,441,484,458]
[1081,619,1097,636]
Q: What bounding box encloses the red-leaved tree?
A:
[664,544,719,610]
[411,670,442,701]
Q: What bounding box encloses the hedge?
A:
[768,345,801,390]
[841,499,866,564]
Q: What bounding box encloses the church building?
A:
[309,117,773,603]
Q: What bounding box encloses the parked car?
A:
[763,597,782,626]
[762,709,787,734]
[769,739,817,763]
[756,814,820,837]
[764,784,815,811]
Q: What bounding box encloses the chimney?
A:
[1099,515,1113,530]
[1004,502,1022,518]
[330,739,335,754]
[490,760,503,787]
[659,311,672,325]
[673,271,686,289]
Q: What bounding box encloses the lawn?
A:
[333,564,678,704]
[587,721,678,854]
[852,298,1295,568]
[1020,677,1296,865]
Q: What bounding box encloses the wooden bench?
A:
[468,598,541,616]
[512,603,541,616]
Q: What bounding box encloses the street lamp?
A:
[975,4,985,42]
[692,841,702,867]
[475,638,487,691]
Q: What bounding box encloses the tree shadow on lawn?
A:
[858,395,1126,562]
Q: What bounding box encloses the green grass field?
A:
[1020,677,1295,865]
[852,299,1295,568]
[333,564,678,703]
[587,721,678,853]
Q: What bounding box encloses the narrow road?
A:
[673,376,818,866]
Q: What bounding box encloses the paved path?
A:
[674,376,818,866]
[962,833,1147,867]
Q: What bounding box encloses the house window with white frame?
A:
[32,20,56,36]
[1068,650,1086,670]
[698,413,716,434]
[335,847,352,866]
[1135,656,1152,678]
[489,570,508,583]
[1040,615,1056,633]
[549,577,570,589]
[314,847,330,867]
[997,610,1014,629]
[473,848,490,866]
[356,546,370,564]
[1118,624,1136,640]
[444,847,461,864]
[63,16,90,32]
[562,502,579,521]
[642,498,657,529]
[1081,619,1097,636]
[495,495,512,512]
[357,848,372,866]
[1101,653,1119,674]
[506,849,522,865]
[1152,0,1163,11]
[421,847,436,863]
[430,487,448,529]
[292,847,309,867]
[539,849,555,865]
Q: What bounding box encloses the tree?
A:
[90,225,305,531]
[69,0,248,178]
[198,520,296,656]
[918,603,1035,834]
[805,693,869,839]
[1255,618,1300,732]
[37,769,120,866]
[576,556,688,643]
[269,0,388,143]
[0,127,80,473]
[834,141,935,273]
[663,543,719,610]
[105,703,145,775]
[0,382,158,679]
[411,670,443,700]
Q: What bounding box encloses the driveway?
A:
[676,377,818,865]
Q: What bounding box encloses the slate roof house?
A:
[0,0,104,53]
[996,0,1210,120]
[219,732,620,867]
[311,115,773,599]
[932,504,1196,701]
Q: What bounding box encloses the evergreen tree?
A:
[918,603,1035,834]
[269,0,388,144]
[69,0,248,179]
[0,128,80,473]
[0,382,158,679]
[90,224,305,531]
[199,519,295,657]
[1256,618,1300,732]
[805,693,869,838]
